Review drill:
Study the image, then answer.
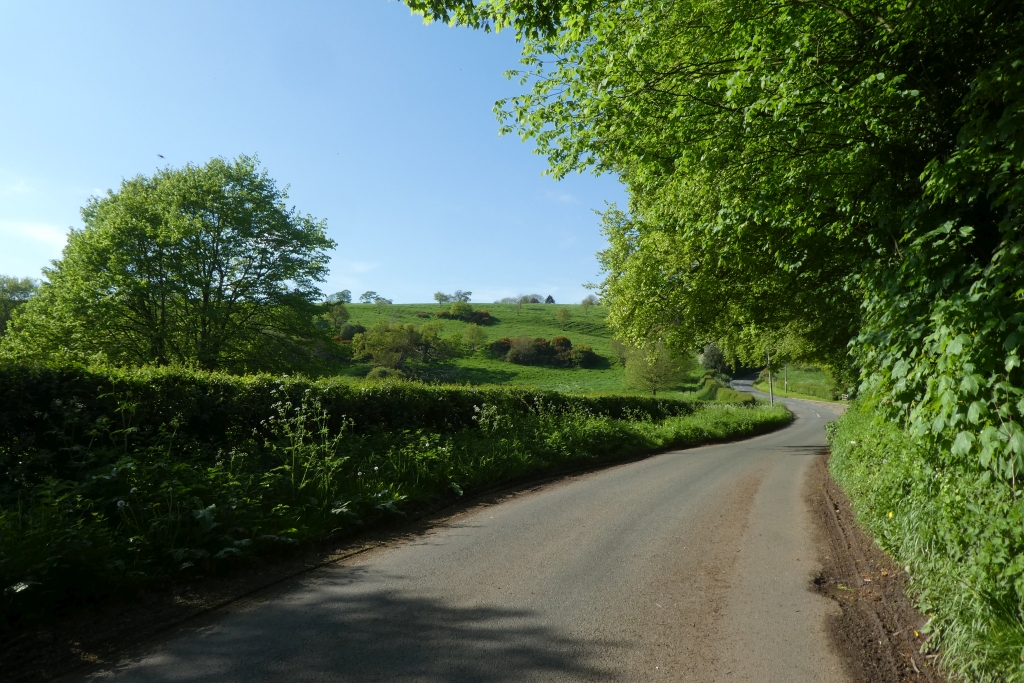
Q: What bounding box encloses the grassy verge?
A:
[1,387,790,635]
[827,405,1024,682]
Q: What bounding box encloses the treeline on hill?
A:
[0,363,791,633]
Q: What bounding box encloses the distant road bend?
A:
[81,380,850,682]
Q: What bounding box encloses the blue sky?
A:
[0,1,626,304]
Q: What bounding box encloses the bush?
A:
[415,311,431,318]
[488,337,512,358]
[436,304,492,325]
[466,309,492,325]
[337,323,366,341]
[507,336,546,365]
[714,387,755,404]
[448,301,473,319]
[365,366,407,381]
[570,344,599,368]
[490,335,599,369]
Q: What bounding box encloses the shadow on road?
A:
[103,567,619,682]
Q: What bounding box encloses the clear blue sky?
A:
[0,1,626,304]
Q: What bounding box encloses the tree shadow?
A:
[103,566,620,682]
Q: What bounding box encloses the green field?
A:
[339,302,701,395]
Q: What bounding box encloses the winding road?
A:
[81,381,849,682]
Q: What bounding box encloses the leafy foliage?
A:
[351,322,461,372]
[0,275,37,336]
[829,406,1024,682]
[0,156,334,373]
[0,369,788,634]
[488,335,598,368]
[625,342,693,396]
[402,3,1024,671]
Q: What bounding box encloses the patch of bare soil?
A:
[807,452,948,683]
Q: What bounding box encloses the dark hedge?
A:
[0,363,696,496]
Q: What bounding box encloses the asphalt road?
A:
[82,383,849,683]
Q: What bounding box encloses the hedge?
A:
[0,363,697,497]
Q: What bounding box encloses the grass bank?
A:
[1,364,791,635]
[827,405,1024,682]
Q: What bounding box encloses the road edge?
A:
[806,451,948,683]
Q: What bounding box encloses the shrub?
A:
[466,309,492,325]
[448,301,473,319]
[488,337,512,358]
[365,366,407,381]
[415,311,431,318]
[570,344,599,369]
[436,304,492,325]
[338,323,366,341]
[507,336,546,365]
[714,387,755,404]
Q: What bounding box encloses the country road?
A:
[79,383,850,683]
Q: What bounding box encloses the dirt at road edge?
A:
[807,451,948,683]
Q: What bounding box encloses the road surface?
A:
[82,382,849,682]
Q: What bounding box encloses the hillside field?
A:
[337,302,703,395]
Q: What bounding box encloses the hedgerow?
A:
[0,362,790,634]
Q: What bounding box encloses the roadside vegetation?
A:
[0,157,791,639]
[403,2,1023,679]
[0,365,790,634]
[828,407,1024,682]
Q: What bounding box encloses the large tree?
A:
[406,0,1024,479]
[2,156,336,372]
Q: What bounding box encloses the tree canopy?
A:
[407,0,1024,483]
[1,156,336,372]
[0,276,38,336]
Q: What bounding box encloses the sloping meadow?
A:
[0,363,790,633]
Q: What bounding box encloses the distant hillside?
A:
[338,302,698,395]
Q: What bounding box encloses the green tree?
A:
[580,294,597,317]
[359,291,378,304]
[462,323,487,351]
[326,290,351,304]
[352,321,460,370]
[321,303,350,330]
[433,291,452,306]
[556,306,571,330]
[0,275,38,335]
[1,156,335,371]
[625,342,690,396]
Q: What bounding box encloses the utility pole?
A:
[767,351,774,405]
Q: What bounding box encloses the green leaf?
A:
[952,431,975,456]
